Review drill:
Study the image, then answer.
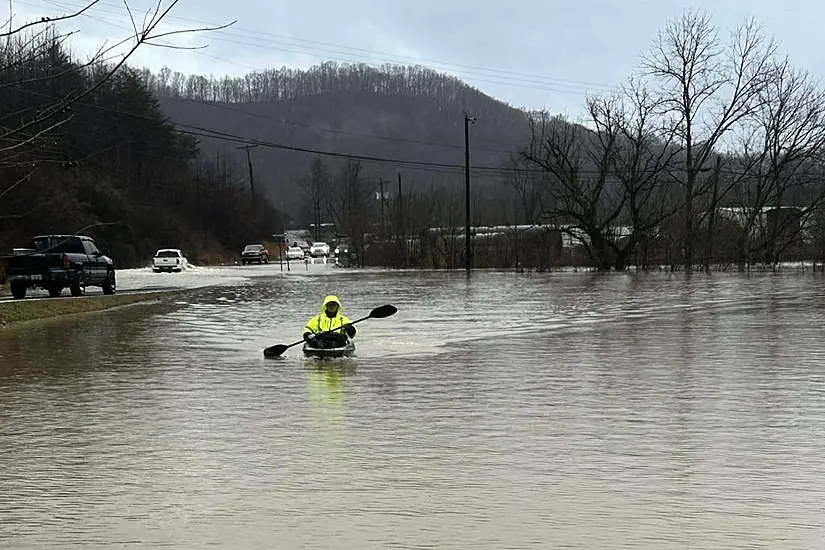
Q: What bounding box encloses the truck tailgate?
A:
[7,254,61,273]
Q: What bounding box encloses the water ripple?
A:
[1,271,825,548]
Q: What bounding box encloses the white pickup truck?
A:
[152,249,188,272]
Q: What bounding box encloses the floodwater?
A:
[1,268,825,549]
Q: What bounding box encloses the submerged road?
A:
[2,270,825,548]
[0,259,336,302]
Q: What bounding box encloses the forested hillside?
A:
[141,62,534,218]
[0,30,279,270]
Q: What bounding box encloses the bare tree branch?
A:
[0,166,35,200]
[0,0,103,39]
[0,34,135,95]
[0,116,71,155]
[0,0,235,143]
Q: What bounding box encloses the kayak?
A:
[302,338,356,359]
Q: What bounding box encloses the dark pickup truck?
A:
[4,234,116,299]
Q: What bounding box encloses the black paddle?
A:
[263,304,397,358]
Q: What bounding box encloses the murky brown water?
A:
[2,269,825,548]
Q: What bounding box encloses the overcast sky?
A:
[8,0,825,118]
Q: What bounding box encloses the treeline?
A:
[0,28,280,280]
[291,11,825,272]
[515,10,825,272]
[292,155,570,270]
[140,61,527,130]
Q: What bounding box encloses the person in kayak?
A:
[303,295,357,348]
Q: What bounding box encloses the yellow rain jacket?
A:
[304,295,357,337]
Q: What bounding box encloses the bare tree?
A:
[501,153,547,225]
[583,84,681,270]
[640,9,777,270]
[325,159,372,266]
[297,156,329,241]
[732,58,825,267]
[521,108,626,271]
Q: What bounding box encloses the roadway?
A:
[0,258,337,303]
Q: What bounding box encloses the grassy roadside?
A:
[0,289,193,325]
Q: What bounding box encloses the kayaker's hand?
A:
[344,324,356,338]
[303,332,316,342]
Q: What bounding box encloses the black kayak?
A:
[302,338,356,359]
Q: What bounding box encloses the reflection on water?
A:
[2,270,825,548]
[306,362,356,404]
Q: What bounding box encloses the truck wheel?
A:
[10,281,26,299]
[102,271,116,295]
[70,271,86,297]
[48,285,62,298]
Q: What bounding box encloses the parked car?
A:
[242,244,269,264]
[294,240,311,255]
[286,246,304,260]
[152,248,187,272]
[4,234,116,299]
[309,241,330,257]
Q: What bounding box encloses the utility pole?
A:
[379,177,386,238]
[237,144,257,200]
[397,172,402,226]
[314,203,321,242]
[464,112,476,274]
[398,171,406,268]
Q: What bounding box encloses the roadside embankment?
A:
[0,289,192,326]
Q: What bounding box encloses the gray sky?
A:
[8,0,825,119]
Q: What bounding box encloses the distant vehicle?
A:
[310,241,330,257]
[152,248,187,273]
[242,244,269,264]
[294,240,311,254]
[4,234,116,299]
[285,246,304,260]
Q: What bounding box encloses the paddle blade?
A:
[369,304,397,319]
[263,344,288,358]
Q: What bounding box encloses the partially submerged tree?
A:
[639,9,778,270]
[521,109,626,270]
[520,79,681,271]
[601,78,682,270]
[732,58,825,267]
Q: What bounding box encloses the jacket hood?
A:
[321,294,342,317]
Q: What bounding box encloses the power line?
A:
[11,86,770,180]
[169,97,518,155]
[16,0,622,162]
[21,0,616,95]
[10,87,486,175]
[34,0,613,90]
[16,1,569,155]
[13,87,492,173]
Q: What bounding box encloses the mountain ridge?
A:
[141,62,548,219]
